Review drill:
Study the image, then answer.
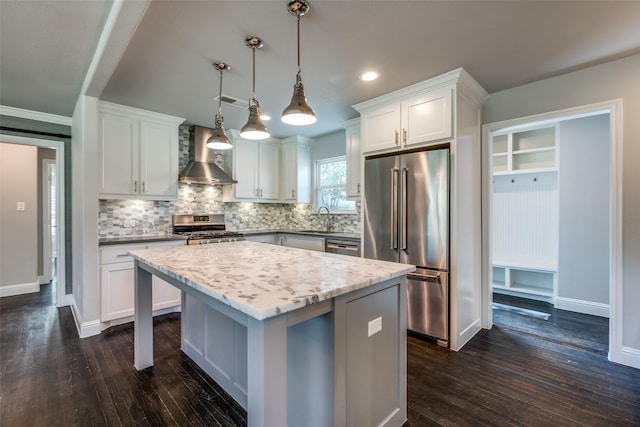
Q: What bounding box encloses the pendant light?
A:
[206,62,232,150]
[281,0,316,126]
[240,36,270,140]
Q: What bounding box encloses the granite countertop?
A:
[129,241,413,320]
[99,234,187,246]
[242,229,360,240]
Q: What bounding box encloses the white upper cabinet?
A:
[98,101,184,200]
[342,118,361,199]
[224,130,280,202]
[356,81,454,154]
[281,136,311,203]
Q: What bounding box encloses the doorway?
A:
[481,100,623,361]
[0,135,66,307]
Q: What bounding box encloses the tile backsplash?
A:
[98,125,361,238]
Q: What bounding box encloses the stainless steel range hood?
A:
[179,126,237,184]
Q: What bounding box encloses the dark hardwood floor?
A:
[2,280,639,426]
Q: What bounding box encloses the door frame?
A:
[40,158,56,284]
[0,134,67,307]
[480,99,623,364]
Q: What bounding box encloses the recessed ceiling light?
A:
[260,114,271,121]
[360,71,379,81]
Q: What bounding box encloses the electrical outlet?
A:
[368,316,382,337]
[16,202,25,211]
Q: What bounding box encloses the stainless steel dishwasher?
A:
[325,238,361,257]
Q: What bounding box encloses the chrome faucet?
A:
[317,206,332,232]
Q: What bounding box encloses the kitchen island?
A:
[130,241,414,427]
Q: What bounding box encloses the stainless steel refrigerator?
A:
[363,146,450,346]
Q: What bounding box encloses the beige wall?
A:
[483,53,640,353]
[0,143,38,292]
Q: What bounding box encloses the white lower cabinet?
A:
[100,240,184,325]
[279,234,325,252]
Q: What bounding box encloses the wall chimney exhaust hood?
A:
[179,126,237,184]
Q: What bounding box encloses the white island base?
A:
[131,242,411,427]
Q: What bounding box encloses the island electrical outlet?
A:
[368,316,382,337]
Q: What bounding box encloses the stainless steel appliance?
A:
[325,238,361,257]
[363,145,450,346]
[172,213,244,245]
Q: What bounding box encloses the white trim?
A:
[555,297,610,318]
[0,133,67,308]
[451,318,482,352]
[481,99,623,365]
[70,300,102,338]
[0,105,72,126]
[614,347,640,370]
[0,282,39,297]
[41,158,56,284]
[37,275,49,286]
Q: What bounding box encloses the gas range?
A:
[172,213,245,245]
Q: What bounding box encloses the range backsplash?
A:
[98,125,361,237]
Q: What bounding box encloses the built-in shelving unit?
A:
[492,263,556,298]
[492,123,559,300]
[492,124,558,175]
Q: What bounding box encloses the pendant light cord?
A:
[296,15,302,82]
[217,69,224,118]
[252,46,257,100]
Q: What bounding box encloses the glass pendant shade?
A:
[240,103,270,140]
[206,115,232,149]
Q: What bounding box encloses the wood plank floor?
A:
[1,281,639,426]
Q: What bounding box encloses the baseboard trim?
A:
[70,300,102,338]
[555,297,610,318]
[0,281,39,297]
[452,318,481,352]
[610,346,640,370]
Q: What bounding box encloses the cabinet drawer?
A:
[100,239,185,264]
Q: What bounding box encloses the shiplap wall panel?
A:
[492,172,558,269]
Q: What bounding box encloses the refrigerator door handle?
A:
[391,168,399,250]
[408,271,441,282]
[401,167,408,251]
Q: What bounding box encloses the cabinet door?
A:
[402,87,453,147]
[361,103,400,153]
[152,276,181,310]
[101,262,135,321]
[98,113,138,195]
[234,139,260,199]
[139,120,179,198]
[281,142,297,201]
[281,234,325,252]
[345,126,361,198]
[259,142,280,200]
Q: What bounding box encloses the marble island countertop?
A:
[130,241,413,320]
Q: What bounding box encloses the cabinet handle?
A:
[256,188,260,198]
[292,189,295,198]
[395,130,399,147]
[260,188,263,198]
[403,128,407,146]
[357,183,361,194]
[142,181,145,193]
[133,180,137,192]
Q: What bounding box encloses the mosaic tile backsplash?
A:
[98,125,361,237]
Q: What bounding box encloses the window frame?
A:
[314,155,356,214]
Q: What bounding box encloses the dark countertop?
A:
[99,234,188,246]
[241,229,360,241]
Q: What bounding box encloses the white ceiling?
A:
[2,1,640,138]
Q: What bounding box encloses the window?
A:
[315,156,356,213]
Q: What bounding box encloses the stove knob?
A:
[217,238,223,243]
[207,239,211,244]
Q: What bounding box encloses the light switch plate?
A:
[16,202,25,211]
[368,316,382,337]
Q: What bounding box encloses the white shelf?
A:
[492,264,555,298]
[492,124,557,175]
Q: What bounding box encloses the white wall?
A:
[0,143,39,296]
[483,53,640,365]
[71,95,101,337]
[557,114,610,309]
